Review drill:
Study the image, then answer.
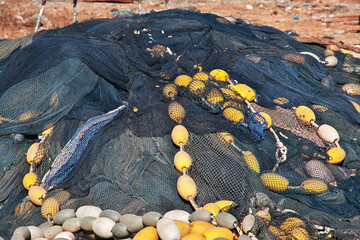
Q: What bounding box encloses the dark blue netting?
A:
[0,9,360,238]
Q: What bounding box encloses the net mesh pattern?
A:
[0,9,360,239]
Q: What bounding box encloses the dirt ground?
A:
[1,0,360,50]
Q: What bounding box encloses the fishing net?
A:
[1,9,360,239]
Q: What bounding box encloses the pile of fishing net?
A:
[1,9,360,239]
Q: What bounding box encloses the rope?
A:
[270,127,288,172]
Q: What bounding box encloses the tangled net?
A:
[1,9,360,239]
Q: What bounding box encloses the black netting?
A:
[1,9,360,239]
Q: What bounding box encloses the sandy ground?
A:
[0,0,360,48]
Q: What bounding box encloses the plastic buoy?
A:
[163,209,191,224]
[173,220,190,237]
[43,225,63,240]
[243,151,260,173]
[27,226,44,239]
[214,200,235,210]
[142,211,162,227]
[41,197,60,219]
[317,124,339,143]
[188,80,206,95]
[258,112,272,129]
[112,223,129,239]
[181,232,204,240]
[15,200,36,216]
[215,212,238,230]
[190,210,213,222]
[327,147,346,164]
[220,88,237,100]
[189,221,216,235]
[156,218,181,240]
[168,102,186,124]
[177,174,197,201]
[210,69,229,82]
[174,151,192,172]
[325,56,338,67]
[23,172,38,190]
[295,106,315,122]
[280,217,305,233]
[80,216,96,232]
[203,226,233,240]
[202,203,220,217]
[350,100,360,113]
[171,125,189,147]
[223,107,244,123]
[26,142,45,165]
[54,231,76,240]
[242,214,255,234]
[133,226,158,240]
[174,75,193,87]
[92,217,116,239]
[193,72,209,82]
[53,209,76,225]
[62,218,81,233]
[99,209,121,223]
[28,186,47,206]
[163,84,178,99]
[217,132,235,145]
[230,84,256,101]
[206,89,224,104]
[260,173,289,192]
[301,179,328,194]
[291,227,310,240]
[342,83,360,96]
[76,205,102,219]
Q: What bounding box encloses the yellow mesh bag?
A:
[267,225,287,240]
[168,102,186,123]
[19,111,40,122]
[163,84,178,99]
[350,100,360,113]
[50,92,59,107]
[312,104,328,112]
[282,53,305,65]
[174,75,193,87]
[216,132,234,145]
[193,72,209,82]
[342,83,360,96]
[291,227,310,240]
[53,190,71,205]
[151,44,167,56]
[206,89,224,104]
[15,200,36,216]
[301,179,328,194]
[260,173,289,192]
[273,97,289,105]
[222,101,244,111]
[219,88,237,100]
[223,107,244,123]
[188,80,206,95]
[209,69,229,82]
[41,197,60,219]
[279,217,306,233]
[242,151,260,173]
